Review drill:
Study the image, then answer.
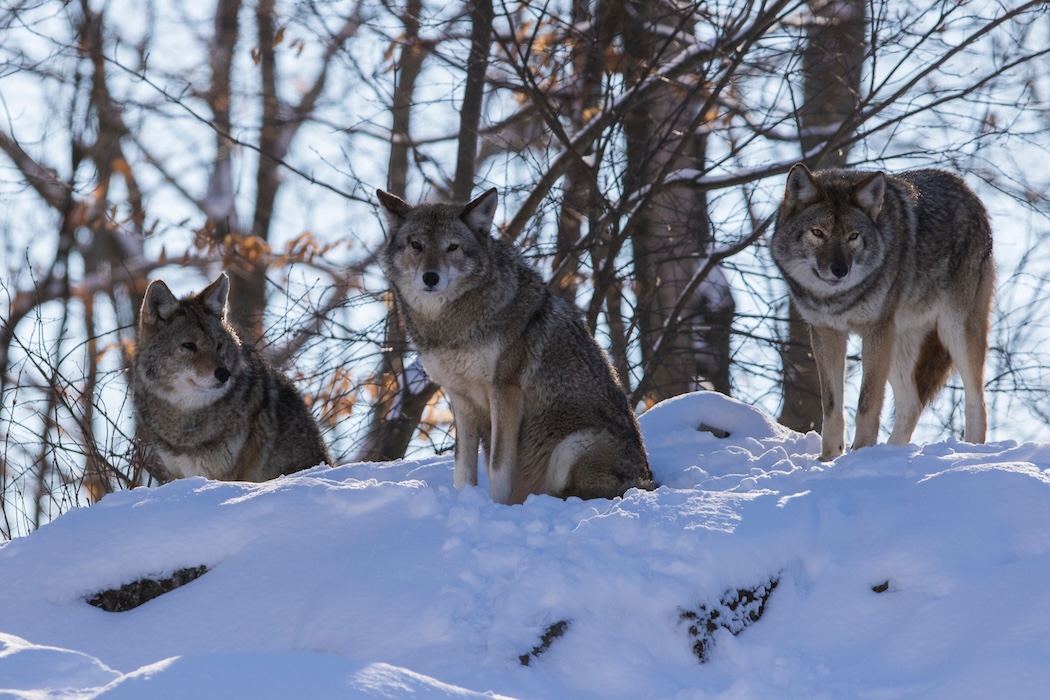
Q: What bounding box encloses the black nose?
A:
[215,367,231,383]
[831,261,849,278]
[422,271,440,288]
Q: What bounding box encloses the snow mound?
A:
[1,392,1049,698]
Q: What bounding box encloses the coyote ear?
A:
[461,187,498,237]
[140,279,179,331]
[376,189,411,233]
[783,163,822,215]
[853,172,886,221]
[200,273,230,319]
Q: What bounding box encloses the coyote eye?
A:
[809,228,826,240]
[848,231,860,242]
[410,240,423,251]
[182,342,197,352]
[447,243,459,252]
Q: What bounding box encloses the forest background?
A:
[1,0,1048,538]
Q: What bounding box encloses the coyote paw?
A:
[819,439,844,461]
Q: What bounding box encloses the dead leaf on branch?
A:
[274,231,332,268]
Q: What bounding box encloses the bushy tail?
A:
[914,330,953,406]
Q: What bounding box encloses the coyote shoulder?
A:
[771,163,995,460]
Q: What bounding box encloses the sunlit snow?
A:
[2,391,1049,698]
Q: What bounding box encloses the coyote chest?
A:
[421,340,505,410]
[157,430,247,480]
[802,276,938,335]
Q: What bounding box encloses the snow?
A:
[2,391,1050,699]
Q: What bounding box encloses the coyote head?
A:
[135,273,243,409]
[376,188,498,317]
[773,163,886,293]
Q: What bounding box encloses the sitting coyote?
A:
[377,187,654,504]
[133,273,331,481]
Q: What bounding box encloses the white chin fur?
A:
[402,288,452,317]
[161,373,231,409]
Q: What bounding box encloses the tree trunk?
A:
[356,0,438,462]
[222,0,278,339]
[778,0,866,433]
[618,0,734,406]
[453,0,493,202]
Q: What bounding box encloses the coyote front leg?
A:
[810,325,848,461]
[487,384,523,505]
[854,322,894,450]
[449,392,481,490]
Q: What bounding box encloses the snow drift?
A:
[2,391,1049,699]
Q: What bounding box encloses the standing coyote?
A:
[377,187,653,504]
[133,273,332,481]
[771,163,995,460]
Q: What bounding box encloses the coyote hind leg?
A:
[888,326,943,447]
[949,305,990,444]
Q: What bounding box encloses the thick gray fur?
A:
[133,273,332,481]
[771,164,995,460]
[377,188,653,504]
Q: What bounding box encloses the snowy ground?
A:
[2,391,1049,699]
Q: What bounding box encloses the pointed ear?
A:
[199,273,230,319]
[377,189,411,233]
[460,188,498,237]
[783,163,822,215]
[139,279,179,333]
[852,172,886,221]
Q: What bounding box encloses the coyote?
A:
[377,187,654,504]
[771,163,995,460]
[133,273,332,481]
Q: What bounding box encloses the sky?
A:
[1,390,1049,699]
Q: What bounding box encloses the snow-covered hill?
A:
[2,391,1049,699]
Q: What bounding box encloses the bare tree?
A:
[615,0,735,404]
[778,0,867,433]
[355,0,498,462]
[0,0,371,534]
[2,0,1049,538]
